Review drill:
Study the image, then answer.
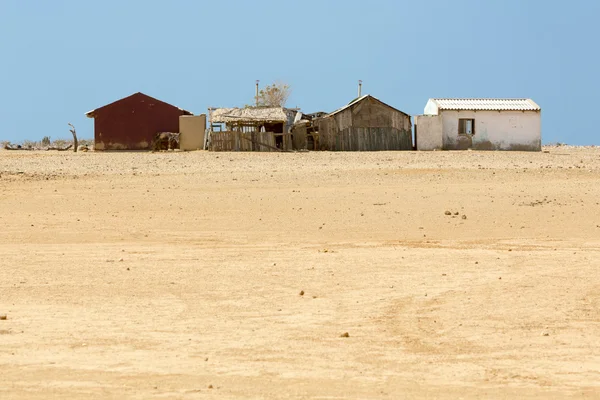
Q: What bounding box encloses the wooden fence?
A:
[209,131,282,152]
[321,127,412,151]
[209,128,410,152]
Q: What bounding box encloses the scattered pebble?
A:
[340,332,350,338]
[444,211,451,215]
[299,290,305,296]
[0,314,7,321]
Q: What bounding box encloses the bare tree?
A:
[255,81,291,107]
[68,123,78,152]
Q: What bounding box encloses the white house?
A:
[414,99,541,151]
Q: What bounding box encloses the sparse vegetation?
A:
[22,140,36,149]
[78,139,94,147]
[52,139,70,148]
[254,81,291,107]
[1,136,93,151]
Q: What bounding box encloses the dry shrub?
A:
[22,140,36,149]
[78,138,94,147]
[255,81,292,107]
[51,139,70,148]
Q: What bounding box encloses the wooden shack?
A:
[207,107,299,152]
[316,95,412,151]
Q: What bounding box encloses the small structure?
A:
[316,95,412,151]
[207,107,299,152]
[179,114,207,151]
[291,112,326,151]
[415,98,541,151]
[85,92,192,150]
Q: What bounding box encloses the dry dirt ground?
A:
[1,147,600,399]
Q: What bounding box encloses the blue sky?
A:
[1,0,598,144]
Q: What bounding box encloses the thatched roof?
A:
[211,107,291,124]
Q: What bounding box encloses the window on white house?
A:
[458,119,475,135]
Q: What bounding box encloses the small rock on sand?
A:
[444,211,451,215]
[340,332,350,338]
[0,314,7,321]
[299,290,305,296]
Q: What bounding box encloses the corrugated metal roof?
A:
[85,105,192,118]
[85,92,192,118]
[430,98,540,111]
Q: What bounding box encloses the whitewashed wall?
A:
[440,110,541,151]
[415,115,443,150]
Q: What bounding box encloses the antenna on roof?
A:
[358,80,363,98]
[255,80,260,107]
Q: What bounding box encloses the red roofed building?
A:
[85,92,192,150]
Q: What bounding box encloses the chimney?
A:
[255,80,260,107]
[358,80,362,97]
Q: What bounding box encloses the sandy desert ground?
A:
[1,146,600,399]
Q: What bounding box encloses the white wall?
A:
[415,115,443,150]
[440,110,541,151]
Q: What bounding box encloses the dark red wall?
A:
[92,93,190,150]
